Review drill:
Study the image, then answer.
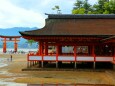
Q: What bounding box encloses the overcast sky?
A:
[0,0,97,28]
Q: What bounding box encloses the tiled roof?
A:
[48,14,115,19]
[20,14,115,36]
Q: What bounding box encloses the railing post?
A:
[27,54,29,68]
[74,46,77,69]
[56,45,59,68]
[41,54,44,68]
[92,45,96,69]
[113,48,115,70]
[113,47,115,70]
[93,54,96,70]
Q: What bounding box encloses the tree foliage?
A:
[52,5,61,14]
[72,0,115,14]
[26,40,36,47]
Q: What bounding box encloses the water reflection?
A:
[0,81,26,86]
[27,84,113,86]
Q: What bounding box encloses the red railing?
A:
[27,52,114,63]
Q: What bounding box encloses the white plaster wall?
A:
[44,56,56,60]
[29,56,42,60]
[58,56,75,61]
[77,56,94,61]
[96,57,113,61]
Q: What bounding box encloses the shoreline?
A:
[0,48,38,54]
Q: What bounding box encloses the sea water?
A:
[0,48,38,53]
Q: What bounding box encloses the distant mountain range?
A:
[0,27,38,48]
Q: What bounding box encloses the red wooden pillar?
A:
[14,43,17,52]
[36,41,39,55]
[89,45,92,56]
[114,46,115,61]
[14,38,17,52]
[3,38,7,53]
[40,41,44,68]
[92,45,96,61]
[56,45,59,68]
[88,45,90,55]
[39,41,42,55]
[74,46,77,61]
[58,45,62,55]
[44,42,48,55]
[113,46,115,70]
[74,46,77,68]
[40,41,44,56]
[92,45,95,56]
[92,45,96,69]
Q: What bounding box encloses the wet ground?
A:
[27,84,114,86]
[0,56,115,86]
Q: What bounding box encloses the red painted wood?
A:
[2,37,20,53]
[39,41,42,55]
[27,54,29,61]
[3,38,6,53]
[114,47,115,61]
[56,45,59,61]
[74,46,77,61]
[44,42,48,55]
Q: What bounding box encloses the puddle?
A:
[0,63,8,68]
[0,58,27,86]
[0,81,27,86]
[0,58,8,68]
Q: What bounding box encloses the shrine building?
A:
[20,14,115,69]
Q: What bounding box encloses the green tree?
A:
[72,8,85,14]
[83,0,91,14]
[26,40,36,48]
[52,5,61,14]
[93,0,109,14]
[72,0,92,14]
[72,0,115,14]
[109,0,115,13]
[73,0,84,9]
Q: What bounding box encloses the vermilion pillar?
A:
[113,46,115,70]
[113,45,115,61]
[40,41,43,55]
[3,38,7,53]
[1,36,21,53]
[92,45,95,56]
[44,42,48,55]
[58,45,62,55]
[92,45,96,69]
[74,46,77,61]
[89,45,92,56]
[56,45,59,68]
[39,41,42,55]
[14,43,17,52]
[14,38,17,52]
[74,46,77,68]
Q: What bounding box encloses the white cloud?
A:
[0,0,45,28]
[0,0,98,28]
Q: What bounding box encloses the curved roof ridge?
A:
[46,14,115,19]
